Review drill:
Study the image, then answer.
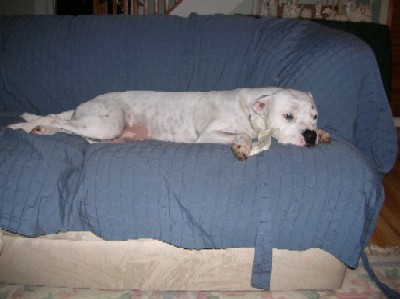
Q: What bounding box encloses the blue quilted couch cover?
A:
[0,14,397,289]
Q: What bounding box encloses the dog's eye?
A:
[313,114,318,120]
[283,113,294,121]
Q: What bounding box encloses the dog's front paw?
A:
[317,129,331,144]
[232,135,252,161]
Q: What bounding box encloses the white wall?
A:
[171,0,253,16]
[231,0,254,15]
[34,0,55,15]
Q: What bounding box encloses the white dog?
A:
[8,88,331,160]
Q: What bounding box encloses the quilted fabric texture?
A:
[0,14,397,289]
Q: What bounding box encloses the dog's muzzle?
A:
[302,129,317,147]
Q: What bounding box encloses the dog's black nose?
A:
[302,129,317,147]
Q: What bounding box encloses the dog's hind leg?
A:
[52,110,74,120]
[31,115,124,141]
[20,113,42,122]
[9,111,75,132]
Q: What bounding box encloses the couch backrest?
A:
[0,15,369,112]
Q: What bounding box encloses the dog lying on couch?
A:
[8,88,331,160]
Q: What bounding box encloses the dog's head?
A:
[250,89,319,147]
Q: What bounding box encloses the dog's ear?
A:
[248,93,276,130]
[250,94,272,116]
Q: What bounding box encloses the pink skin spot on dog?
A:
[298,135,306,146]
[111,123,149,143]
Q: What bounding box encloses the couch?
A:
[0,14,397,290]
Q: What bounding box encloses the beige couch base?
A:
[0,231,346,291]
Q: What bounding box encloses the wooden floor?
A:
[369,128,400,247]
